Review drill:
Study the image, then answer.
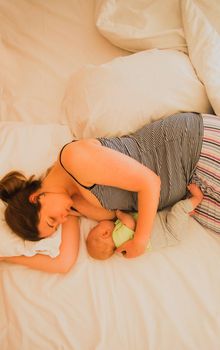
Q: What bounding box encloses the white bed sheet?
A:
[1,1,220,350]
[1,218,220,350]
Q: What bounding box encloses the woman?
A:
[0,112,219,272]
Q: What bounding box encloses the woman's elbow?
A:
[58,255,78,274]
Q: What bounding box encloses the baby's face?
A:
[89,220,115,246]
[87,220,115,260]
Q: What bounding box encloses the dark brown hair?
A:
[0,171,42,241]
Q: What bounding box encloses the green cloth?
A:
[112,219,135,248]
[112,213,151,250]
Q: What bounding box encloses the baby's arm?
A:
[116,210,136,231]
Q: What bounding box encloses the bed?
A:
[1,1,220,349]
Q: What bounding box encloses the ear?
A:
[29,192,39,203]
[101,229,112,239]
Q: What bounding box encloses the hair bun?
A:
[0,171,27,203]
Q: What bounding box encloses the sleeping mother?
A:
[0,112,219,272]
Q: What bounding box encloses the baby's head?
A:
[86,220,115,260]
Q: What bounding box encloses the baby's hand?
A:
[115,209,124,219]
[116,210,136,230]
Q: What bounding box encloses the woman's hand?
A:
[116,236,147,258]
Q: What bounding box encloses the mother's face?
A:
[37,192,74,238]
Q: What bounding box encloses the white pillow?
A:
[181,0,220,115]
[0,122,72,257]
[96,0,187,53]
[62,49,212,138]
[195,0,220,36]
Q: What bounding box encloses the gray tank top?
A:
[89,112,203,211]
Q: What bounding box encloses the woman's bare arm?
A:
[71,193,116,221]
[62,139,161,258]
[3,216,80,273]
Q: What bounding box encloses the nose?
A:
[59,213,68,224]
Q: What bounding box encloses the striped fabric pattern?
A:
[192,114,220,233]
[93,113,203,211]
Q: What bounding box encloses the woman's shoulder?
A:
[65,138,100,151]
[60,138,101,169]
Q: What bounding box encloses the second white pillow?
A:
[63,49,212,138]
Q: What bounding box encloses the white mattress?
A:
[1,1,220,349]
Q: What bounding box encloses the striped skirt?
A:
[191,114,220,233]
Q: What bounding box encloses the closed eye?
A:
[47,217,56,229]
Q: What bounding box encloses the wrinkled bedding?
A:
[1,1,220,349]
